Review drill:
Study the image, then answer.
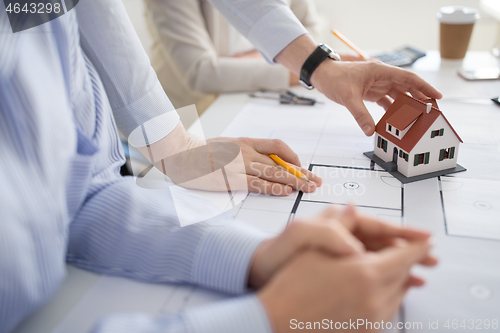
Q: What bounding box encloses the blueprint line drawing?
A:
[439,176,500,242]
[291,164,403,221]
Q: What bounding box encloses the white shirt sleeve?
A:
[75,0,180,145]
[207,0,309,62]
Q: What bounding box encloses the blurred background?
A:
[123,0,498,57]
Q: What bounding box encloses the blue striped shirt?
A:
[0,0,307,331]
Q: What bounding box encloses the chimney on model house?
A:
[426,103,432,113]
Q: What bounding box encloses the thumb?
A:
[344,98,375,136]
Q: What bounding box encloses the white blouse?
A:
[144,0,323,110]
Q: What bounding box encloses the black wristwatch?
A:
[299,44,341,90]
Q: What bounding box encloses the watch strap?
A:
[299,47,330,89]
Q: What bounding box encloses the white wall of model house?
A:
[374,115,460,178]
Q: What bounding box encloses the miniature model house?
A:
[373,92,462,178]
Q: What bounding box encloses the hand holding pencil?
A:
[269,154,310,182]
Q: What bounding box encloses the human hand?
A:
[259,240,436,333]
[289,54,365,86]
[207,137,321,195]
[310,59,443,136]
[138,122,321,196]
[274,35,442,137]
[248,205,436,289]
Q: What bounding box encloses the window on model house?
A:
[377,137,388,152]
[439,147,456,161]
[399,151,409,162]
[414,152,430,166]
[431,128,444,138]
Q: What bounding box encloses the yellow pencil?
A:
[269,154,310,182]
[332,29,370,60]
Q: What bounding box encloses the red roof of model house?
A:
[375,92,463,152]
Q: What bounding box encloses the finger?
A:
[388,88,401,100]
[273,162,323,186]
[248,163,317,192]
[409,87,427,100]
[295,165,323,186]
[288,220,365,256]
[382,274,425,318]
[376,263,427,321]
[376,96,393,110]
[249,154,322,186]
[317,204,342,220]
[359,236,397,252]
[252,159,323,186]
[376,240,433,281]
[247,150,322,186]
[247,176,293,196]
[335,204,358,231]
[377,251,429,315]
[344,98,376,136]
[378,275,416,323]
[408,274,426,287]
[365,237,438,265]
[340,207,431,242]
[248,151,279,167]
[378,283,411,324]
[419,254,439,267]
[336,206,433,257]
[251,138,302,167]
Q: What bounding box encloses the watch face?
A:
[319,43,333,54]
[318,43,341,61]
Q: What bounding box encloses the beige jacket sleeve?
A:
[290,0,324,42]
[145,0,322,94]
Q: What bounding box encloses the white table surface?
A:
[13,50,500,333]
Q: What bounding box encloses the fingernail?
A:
[285,186,292,195]
[362,125,372,136]
[428,237,436,247]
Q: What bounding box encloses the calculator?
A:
[372,46,426,67]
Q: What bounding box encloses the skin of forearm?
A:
[137,121,204,168]
[274,34,341,91]
[274,34,317,77]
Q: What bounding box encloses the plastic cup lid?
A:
[437,6,480,24]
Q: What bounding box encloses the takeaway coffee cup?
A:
[437,6,480,59]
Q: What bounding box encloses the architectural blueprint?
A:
[45,93,500,333]
[221,95,500,333]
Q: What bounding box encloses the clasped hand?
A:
[249,206,437,333]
